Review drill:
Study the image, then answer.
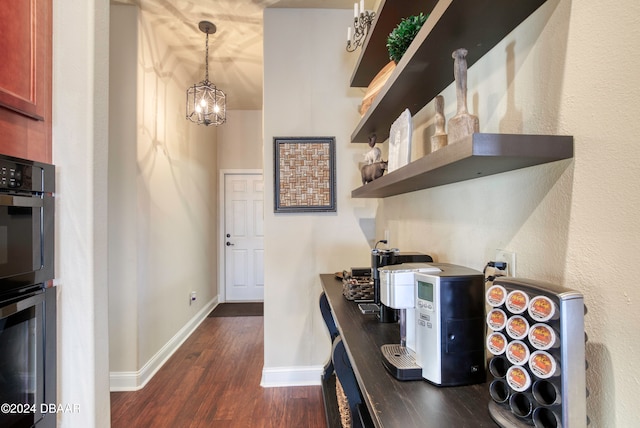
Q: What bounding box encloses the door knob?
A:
[226,242,234,246]
[226,233,231,238]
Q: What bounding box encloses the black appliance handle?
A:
[0,194,43,208]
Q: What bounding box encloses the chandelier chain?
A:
[204,32,209,83]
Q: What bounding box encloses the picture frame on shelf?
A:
[388,108,412,173]
[274,136,336,213]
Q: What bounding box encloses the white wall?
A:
[108,3,139,377]
[375,1,640,427]
[217,110,263,170]
[53,0,111,426]
[262,8,377,384]
[108,5,219,388]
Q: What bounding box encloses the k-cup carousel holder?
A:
[485,278,587,428]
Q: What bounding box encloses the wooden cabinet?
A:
[0,0,52,163]
[349,0,572,199]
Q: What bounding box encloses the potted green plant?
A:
[386,13,429,64]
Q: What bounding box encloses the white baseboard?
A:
[109,296,218,391]
[260,365,324,387]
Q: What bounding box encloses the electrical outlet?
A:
[495,249,516,277]
[190,291,197,305]
[384,230,390,247]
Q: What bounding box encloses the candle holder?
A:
[346,6,376,52]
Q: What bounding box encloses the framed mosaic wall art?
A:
[274,137,336,213]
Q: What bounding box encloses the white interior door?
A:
[224,173,264,301]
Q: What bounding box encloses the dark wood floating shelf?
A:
[350,0,438,88]
[351,0,548,143]
[351,133,573,199]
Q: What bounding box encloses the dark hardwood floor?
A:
[111,316,327,427]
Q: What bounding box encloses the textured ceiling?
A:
[113,0,364,110]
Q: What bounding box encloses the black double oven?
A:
[0,155,56,428]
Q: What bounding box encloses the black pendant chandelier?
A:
[186,21,226,126]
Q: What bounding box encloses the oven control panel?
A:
[0,159,42,192]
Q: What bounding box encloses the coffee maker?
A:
[379,263,441,380]
[415,264,486,386]
[370,241,433,323]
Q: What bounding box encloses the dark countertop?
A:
[320,274,498,428]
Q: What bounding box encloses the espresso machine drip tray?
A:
[381,344,422,381]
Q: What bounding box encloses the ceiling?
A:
[113,0,368,110]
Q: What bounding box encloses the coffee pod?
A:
[528,295,557,322]
[506,315,530,340]
[487,332,508,356]
[486,284,507,307]
[487,308,507,331]
[506,365,531,392]
[528,323,558,350]
[506,340,531,366]
[506,290,529,314]
[528,350,558,379]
